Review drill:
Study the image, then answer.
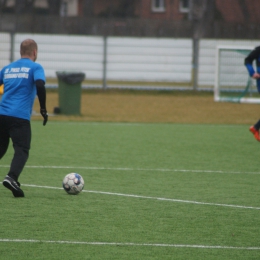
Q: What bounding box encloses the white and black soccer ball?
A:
[62,173,84,195]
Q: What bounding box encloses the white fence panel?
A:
[106,37,192,82]
[0,33,11,69]
[14,34,104,79]
[3,34,193,84]
[4,33,260,89]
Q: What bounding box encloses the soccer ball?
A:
[62,173,84,195]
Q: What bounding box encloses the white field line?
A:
[0,165,260,175]
[0,238,259,250]
[7,183,260,210]
[43,121,243,128]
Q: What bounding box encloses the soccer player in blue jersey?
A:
[0,39,48,197]
[245,46,260,141]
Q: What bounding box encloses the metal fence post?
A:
[10,32,15,63]
[192,38,199,91]
[102,35,107,89]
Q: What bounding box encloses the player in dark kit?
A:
[0,39,48,197]
[244,46,260,141]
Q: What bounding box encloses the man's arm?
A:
[36,79,48,126]
[0,69,3,85]
[244,46,260,77]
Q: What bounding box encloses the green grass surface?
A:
[0,122,259,259]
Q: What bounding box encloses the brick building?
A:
[1,0,260,38]
[77,0,190,20]
[2,0,260,23]
[77,0,260,23]
[215,0,260,23]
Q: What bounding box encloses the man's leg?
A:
[249,124,260,141]
[250,79,260,141]
[3,118,31,197]
[0,116,10,159]
[257,78,260,93]
[8,118,31,181]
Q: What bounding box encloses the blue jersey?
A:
[0,58,45,120]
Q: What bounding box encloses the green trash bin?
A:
[56,71,85,115]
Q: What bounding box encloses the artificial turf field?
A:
[0,90,260,259]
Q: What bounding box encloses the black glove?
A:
[40,108,48,126]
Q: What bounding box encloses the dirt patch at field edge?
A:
[33,90,259,125]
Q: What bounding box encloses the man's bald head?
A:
[20,39,38,61]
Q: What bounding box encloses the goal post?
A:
[214,45,260,103]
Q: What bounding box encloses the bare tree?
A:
[97,0,137,18]
[189,0,216,90]
[15,0,35,14]
[238,0,249,23]
[116,0,137,17]
[0,0,8,13]
[48,0,61,15]
[82,0,94,17]
[190,0,216,38]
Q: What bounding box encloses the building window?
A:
[151,0,165,12]
[179,0,190,13]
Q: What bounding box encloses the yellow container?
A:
[0,85,3,94]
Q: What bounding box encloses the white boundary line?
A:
[39,121,245,128]
[11,183,260,210]
[1,165,260,175]
[0,238,259,250]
